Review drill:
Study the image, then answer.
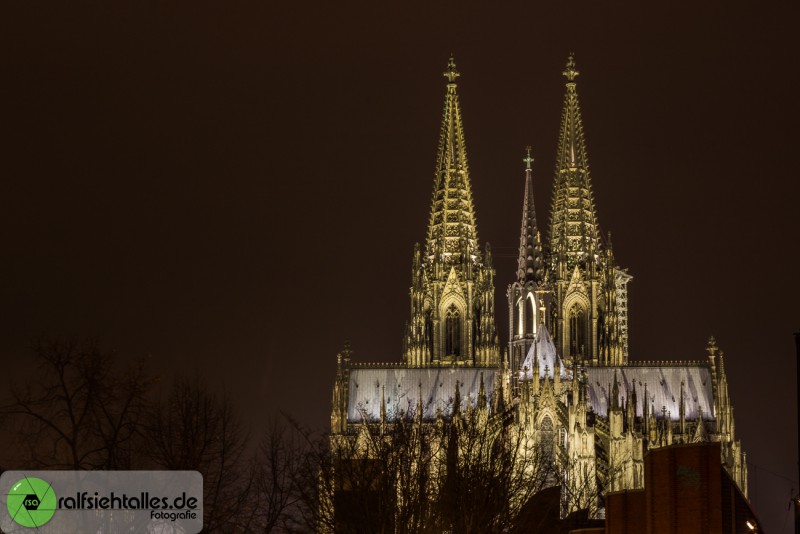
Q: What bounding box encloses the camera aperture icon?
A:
[6,477,57,528]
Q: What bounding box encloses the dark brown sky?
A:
[1,0,798,531]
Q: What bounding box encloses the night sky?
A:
[1,1,798,531]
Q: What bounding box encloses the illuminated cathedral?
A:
[329,56,747,521]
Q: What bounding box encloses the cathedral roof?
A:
[585,365,715,421]
[519,324,566,380]
[346,367,498,423]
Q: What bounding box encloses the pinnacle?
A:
[549,52,600,269]
[706,336,718,357]
[426,55,479,265]
[517,147,543,283]
[444,55,460,84]
[563,54,579,83]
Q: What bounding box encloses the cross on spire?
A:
[524,146,534,170]
[535,287,549,324]
[444,55,460,84]
[563,54,580,83]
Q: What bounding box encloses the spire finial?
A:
[452,379,461,417]
[444,55,460,84]
[706,336,718,357]
[524,146,534,170]
[341,339,353,362]
[563,53,579,83]
[478,372,487,408]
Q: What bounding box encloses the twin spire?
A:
[557,54,588,169]
[425,54,601,275]
[549,54,601,268]
[518,54,600,280]
[425,56,480,264]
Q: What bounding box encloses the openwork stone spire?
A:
[517,147,543,283]
[426,55,480,264]
[549,54,600,268]
[405,57,499,367]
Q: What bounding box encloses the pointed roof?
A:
[519,324,566,380]
[549,54,601,268]
[517,147,544,283]
[346,367,499,423]
[426,56,480,264]
[693,406,709,442]
[611,370,620,410]
[452,378,462,417]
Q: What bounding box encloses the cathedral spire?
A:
[549,54,600,268]
[426,55,480,264]
[406,57,499,367]
[517,147,544,283]
[558,54,585,169]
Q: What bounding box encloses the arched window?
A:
[515,298,523,337]
[569,303,586,358]
[445,304,461,357]
[424,310,434,357]
[526,295,536,336]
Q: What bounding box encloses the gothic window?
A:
[569,303,586,358]
[526,295,535,336]
[473,302,482,350]
[445,304,461,357]
[424,310,434,357]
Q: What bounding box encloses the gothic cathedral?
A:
[329,55,747,519]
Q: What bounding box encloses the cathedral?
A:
[328,55,748,524]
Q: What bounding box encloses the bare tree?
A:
[1,338,150,469]
[310,412,443,534]
[437,409,555,533]
[144,377,251,533]
[0,338,313,534]
[557,459,601,524]
[236,416,305,533]
[303,401,558,534]
[288,422,333,534]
